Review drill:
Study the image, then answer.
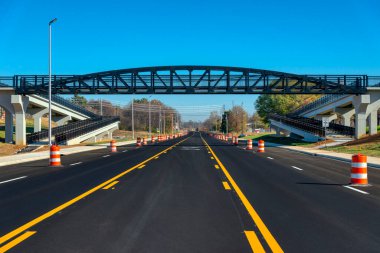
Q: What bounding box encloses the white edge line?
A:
[291,166,303,171]
[343,185,369,195]
[122,150,128,152]
[70,162,82,166]
[267,157,274,160]
[102,155,110,157]
[0,176,27,185]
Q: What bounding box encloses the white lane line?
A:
[70,162,82,166]
[122,150,128,153]
[102,155,110,158]
[267,157,274,160]
[291,166,303,171]
[0,176,27,185]
[343,185,369,195]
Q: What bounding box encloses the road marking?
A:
[214,164,220,169]
[154,156,159,159]
[138,165,146,169]
[102,155,110,158]
[291,166,303,171]
[267,157,274,160]
[343,185,369,195]
[210,156,214,160]
[222,181,231,190]
[244,231,265,253]
[0,176,27,185]
[122,150,128,153]
[202,136,283,253]
[70,162,82,166]
[102,181,119,190]
[163,151,167,154]
[0,231,36,253]
[0,137,189,249]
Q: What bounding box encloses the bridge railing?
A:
[290,94,347,116]
[269,114,325,137]
[290,116,355,136]
[55,116,120,144]
[36,94,97,118]
[26,117,101,143]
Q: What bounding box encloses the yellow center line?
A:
[244,231,266,253]
[214,164,220,169]
[222,181,231,190]
[138,164,146,169]
[210,156,214,160]
[201,136,283,253]
[102,181,119,190]
[154,156,159,159]
[0,137,189,248]
[0,231,36,253]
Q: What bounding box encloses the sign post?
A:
[322,117,330,148]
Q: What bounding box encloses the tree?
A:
[203,111,221,131]
[227,106,248,134]
[71,94,87,107]
[255,94,320,123]
[251,112,267,129]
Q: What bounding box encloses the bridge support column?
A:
[368,111,378,135]
[31,108,48,133]
[5,111,13,143]
[315,114,337,123]
[53,115,72,126]
[11,95,29,145]
[353,95,370,139]
[335,108,355,127]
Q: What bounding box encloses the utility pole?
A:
[100,98,103,116]
[48,18,57,146]
[159,106,162,134]
[163,110,166,134]
[131,99,135,140]
[171,114,174,135]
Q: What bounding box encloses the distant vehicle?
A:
[254,129,261,133]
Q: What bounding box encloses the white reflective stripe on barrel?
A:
[351,162,367,168]
[50,151,60,155]
[351,173,368,179]
[49,158,61,162]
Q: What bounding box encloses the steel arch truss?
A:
[14,66,368,95]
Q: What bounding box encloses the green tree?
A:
[255,94,320,123]
[71,94,87,107]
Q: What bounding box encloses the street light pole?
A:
[48,18,57,147]
[131,99,134,140]
[148,95,152,138]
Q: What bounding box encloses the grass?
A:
[242,133,311,146]
[324,143,380,158]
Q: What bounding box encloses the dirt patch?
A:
[340,133,380,146]
[0,143,26,156]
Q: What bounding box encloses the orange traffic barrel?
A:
[49,145,62,166]
[110,140,117,152]
[246,139,253,150]
[151,135,155,143]
[258,140,265,152]
[143,137,147,145]
[351,154,368,185]
[234,136,238,145]
[136,137,142,146]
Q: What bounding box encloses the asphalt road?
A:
[0,132,379,252]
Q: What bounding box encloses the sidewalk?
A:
[251,140,380,169]
[0,140,136,167]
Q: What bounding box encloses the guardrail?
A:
[55,116,120,144]
[290,116,354,136]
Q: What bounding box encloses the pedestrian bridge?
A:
[1,66,378,95]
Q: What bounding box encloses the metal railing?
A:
[290,94,347,116]
[36,94,97,118]
[290,116,354,136]
[269,114,325,137]
[27,117,101,143]
[55,116,119,144]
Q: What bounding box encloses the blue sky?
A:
[1,0,379,120]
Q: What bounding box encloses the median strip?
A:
[202,135,283,253]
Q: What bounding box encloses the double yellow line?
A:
[0,137,189,252]
[202,135,283,253]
